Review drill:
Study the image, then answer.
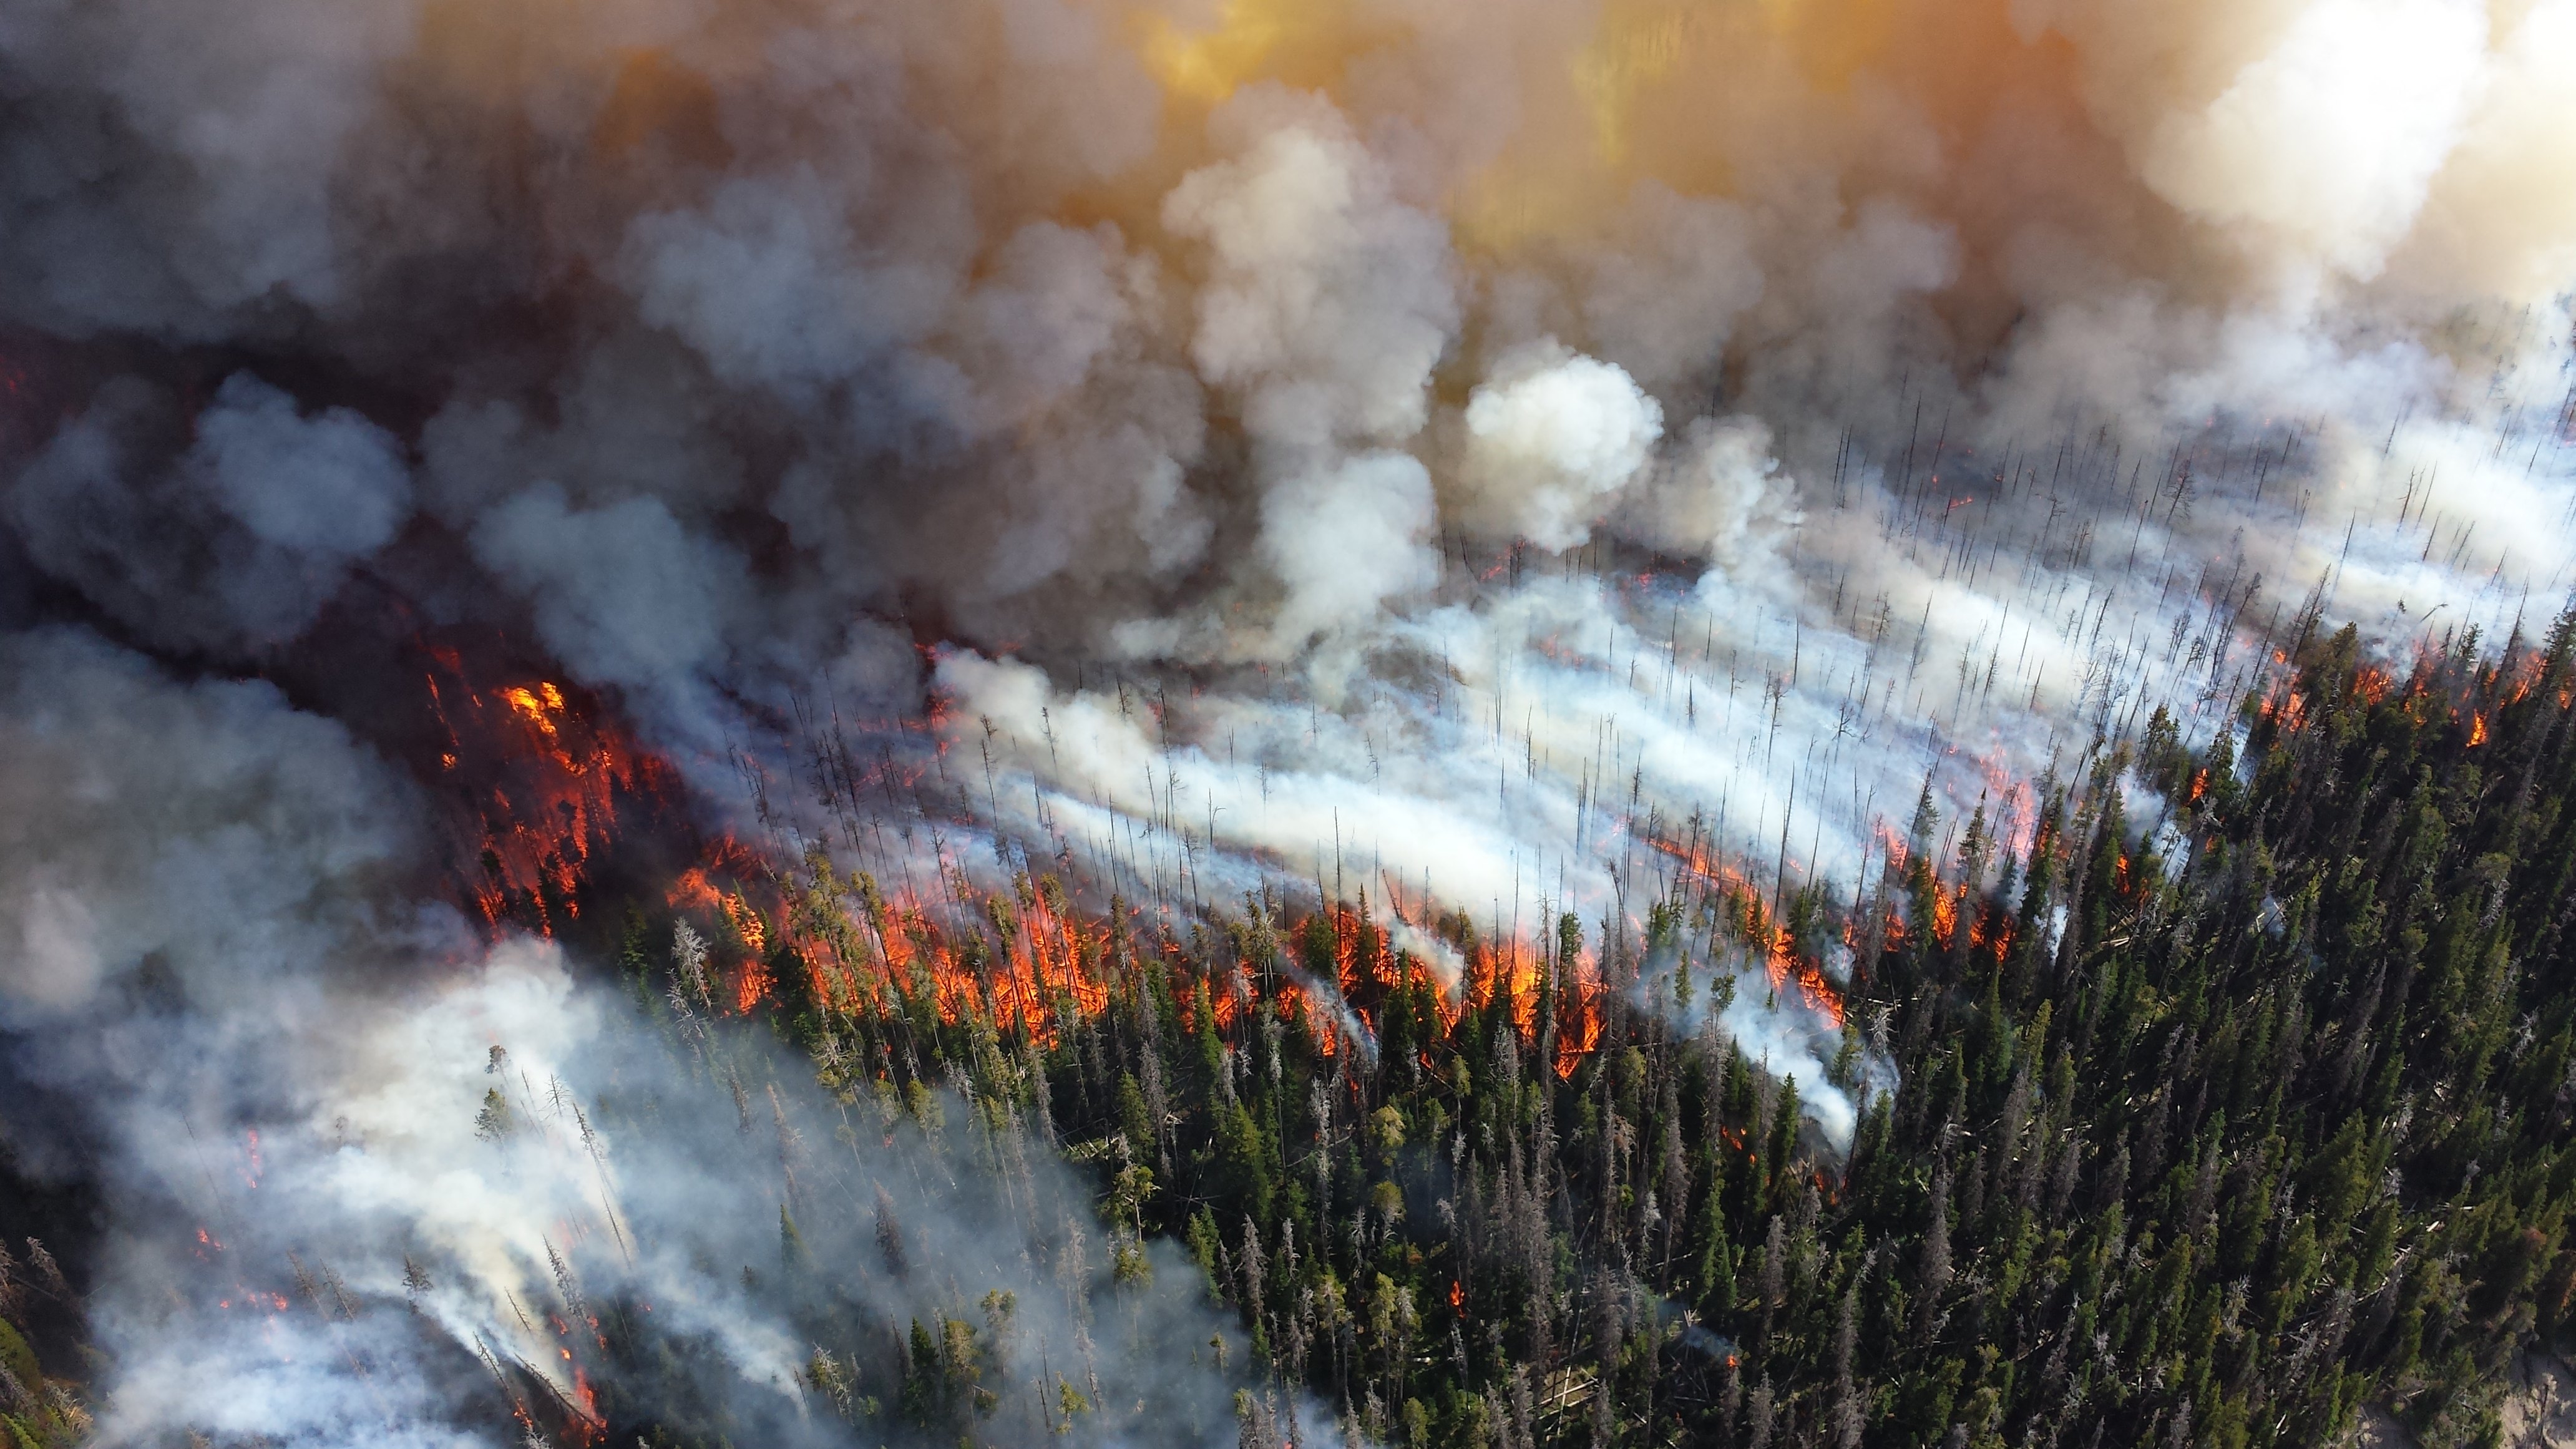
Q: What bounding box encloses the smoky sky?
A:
[2,0,2567,711]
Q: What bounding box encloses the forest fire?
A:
[1645,835,1849,1030]
[6,0,2575,1440]
[2244,628,2549,766]
[1926,888,1960,952]
[419,646,677,937]
[721,862,1128,1046]
[635,821,1637,1086]
[1769,940,1847,1033]
[1966,909,2014,965]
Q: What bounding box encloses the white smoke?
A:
[2139,0,2491,288]
[1258,450,1443,653]
[1457,341,1664,551]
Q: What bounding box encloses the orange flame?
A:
[763,873,1121,1046]
[1967,910,2014,965]
[424,648,669,937]
[1644,835,1847,1030]
[2260,687,2308,734]
[1554,959,1604,1080]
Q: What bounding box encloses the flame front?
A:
[1645,835,1848,1032]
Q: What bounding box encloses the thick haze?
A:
[2,0,2574,1441]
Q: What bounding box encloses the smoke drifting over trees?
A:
[1,0,2574,1444]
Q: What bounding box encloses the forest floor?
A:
[2499,1352,2576,1448]
[2350,1353,2576,1448]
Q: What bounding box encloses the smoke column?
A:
[1,0,2573,1441]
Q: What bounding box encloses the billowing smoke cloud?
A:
[0,630,428,1065]
[7,376,410,653]
[3,0,2575,1436]
[468,482,753,731]
[1458,341,1664,551]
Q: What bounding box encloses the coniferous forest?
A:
[13,608,2576,1449]
[645,605,2576,1447]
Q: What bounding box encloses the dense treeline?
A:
[605,600,2576,1448]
